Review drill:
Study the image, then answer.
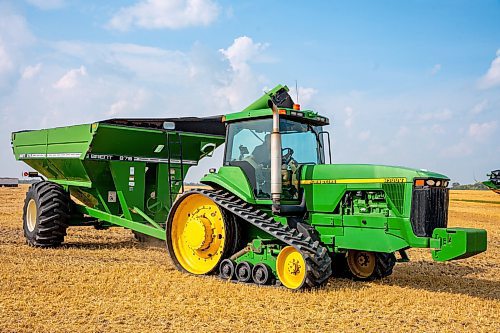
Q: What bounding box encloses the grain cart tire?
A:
[166,192,238,275]
[346,250,396,280]
[22,181,70,247]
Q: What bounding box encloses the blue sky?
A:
[0,0,499,183]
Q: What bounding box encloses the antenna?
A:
[295,80,299,103]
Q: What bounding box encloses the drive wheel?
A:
[346,250,396,280]
[23,181,70,247]
[166,192,237,275]
[276,246,307,290]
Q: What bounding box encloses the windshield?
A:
[280,118,324,164]
[224,118,325,165]
[224,117,325,199]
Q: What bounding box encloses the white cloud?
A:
[478,49,500,89]
[419,108,452,121]
[219,36,268,72]
[0,40,13,74]
[430,63,441,76]
[53,66,87,90]
[107,89,149,116]
[447,121,498,157]
[108,0,220,31]
[396,126,409,138]
[288,86,318,106]
[21,63,42,79]
[430,124,445,134]
[468,121,497,142]
[217,36,270,110]
[26,0,65,10]
[0,9,34,81]
[358,130,371,141]
[344,106,353,128]
[471,100,488,115]
[446,141,473,156]
[53,42,191,82]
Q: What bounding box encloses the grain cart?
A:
[12,84,487,290]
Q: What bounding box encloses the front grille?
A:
[410,187,449,237]
[382,183,405,215]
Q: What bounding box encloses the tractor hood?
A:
[300,164,449,184]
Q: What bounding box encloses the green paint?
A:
[201,166,256,203]
[234,240,280,276]
[431,228,487,261]
[12,83,487,269]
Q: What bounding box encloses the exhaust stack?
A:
[270,101,282,214]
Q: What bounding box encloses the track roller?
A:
[252,263,273,285]
[235,261,253,282]
[219,259,236,280]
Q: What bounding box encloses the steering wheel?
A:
[282,147,294,165]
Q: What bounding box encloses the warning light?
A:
[293,104,300,110]
[414,179,425,187]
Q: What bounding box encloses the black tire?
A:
[22,181,70,247]
[330,252,350,278]
[344,250,396,281]
[372,252,397,279]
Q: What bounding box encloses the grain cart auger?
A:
[12,84,487,290]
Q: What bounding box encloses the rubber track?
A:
[192,188,332,288]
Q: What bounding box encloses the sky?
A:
[0,0,499,184]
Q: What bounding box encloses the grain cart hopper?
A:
[12,84,487,290]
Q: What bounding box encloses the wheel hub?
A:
[26,199,37,232]
[183,216,213,251]
[357,253,370,266]
[287,258,302,275]
[347,250,376,278]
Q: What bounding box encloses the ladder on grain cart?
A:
[167,132,184,206]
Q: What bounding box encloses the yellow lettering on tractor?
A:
[301,178,407,185]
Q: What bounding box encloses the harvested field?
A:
[0,186,499,332]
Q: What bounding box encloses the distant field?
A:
[0,187,498,332]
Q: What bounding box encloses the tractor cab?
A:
[222,85,330,201]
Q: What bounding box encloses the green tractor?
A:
[12,84,487,289]
[482,170,500,194]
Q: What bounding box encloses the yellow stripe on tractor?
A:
[301,177,407,185]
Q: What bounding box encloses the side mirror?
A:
[319,131,332,164]
[200,143,216,157]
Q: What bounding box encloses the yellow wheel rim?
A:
[170,194,225,275]
[26,199,37,232]
[347,250,375,278]
[276,246,307,289]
